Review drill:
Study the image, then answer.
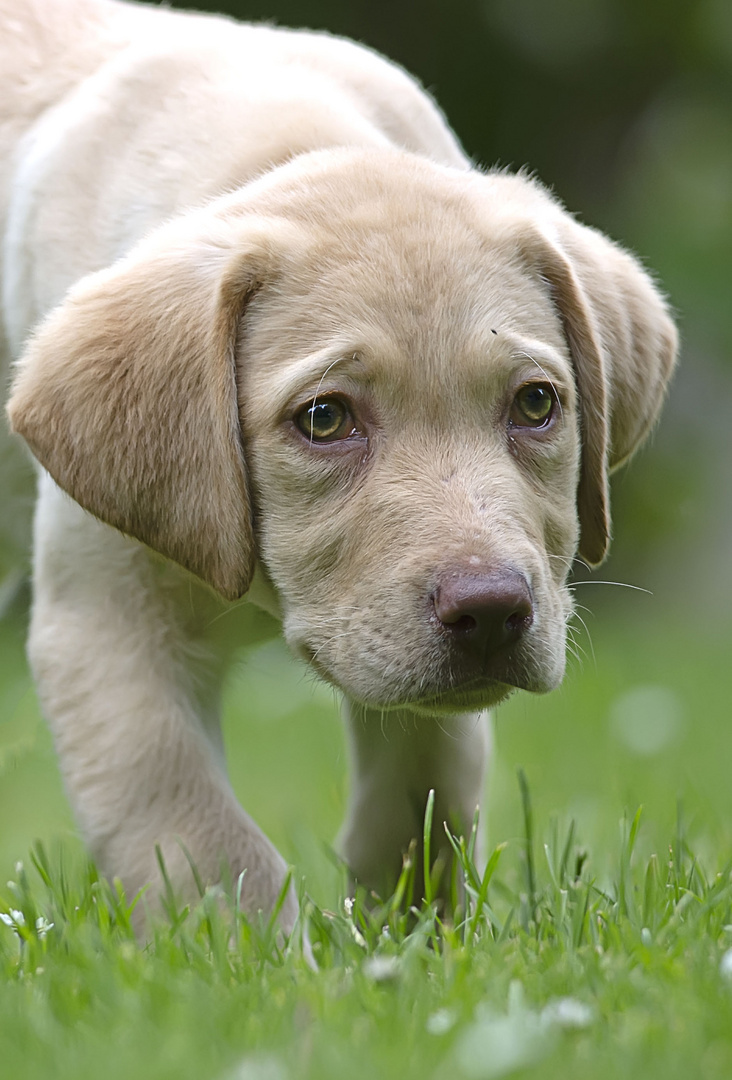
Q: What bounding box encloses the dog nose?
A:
[432,570,533,655]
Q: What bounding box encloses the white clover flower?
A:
[720,948,732,979]
[455,1002,550,1078]
[0,909,26,931]
[35,917,54,939]
[363,955,400,982]
[542,997,595,1029]
[343,897,354,917]
[426,1008,457,1035]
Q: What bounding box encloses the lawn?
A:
[2,582,732,1080]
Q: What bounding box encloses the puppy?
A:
[1,0,677,927]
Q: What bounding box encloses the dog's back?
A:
[0,0,132,572]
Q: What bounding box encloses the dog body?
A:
[2,0,676,924]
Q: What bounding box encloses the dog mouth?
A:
[395,657,546,712]
[298,642,541,711]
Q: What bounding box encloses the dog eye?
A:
[510,383,555,428]
[295,398,354,441]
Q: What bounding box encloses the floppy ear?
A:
[521,222,678,566]
[7,214,288,600]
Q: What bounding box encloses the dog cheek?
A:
[541,496,580,577]
[517,431,582,578]
[253,480,352,613]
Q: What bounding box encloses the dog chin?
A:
[397,672,560,715]
[304,658,529,713]
[405,683,516,716]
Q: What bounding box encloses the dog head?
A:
[8,149,677,711]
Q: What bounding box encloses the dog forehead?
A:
[243,180,565,364]
[233,149,561,324]
[245,226,569,415]
[236,152,574,411]
[311,236,563,368]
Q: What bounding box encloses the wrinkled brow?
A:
[263,348,368,414]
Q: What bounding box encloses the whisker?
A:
[569,581,652,594]
[309,356,346,445]
[565,629,588,663]
[516,351,564,421]
[547,553,593,577]
[565,641,584,666]
[570,611,596,668]
[435,717,460,742]
[205,595,253,626]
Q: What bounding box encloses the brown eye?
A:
[510,383,555,428]
[295,398,353,441]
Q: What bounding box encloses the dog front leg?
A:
[339,701,491,904]
[28,475,296,930]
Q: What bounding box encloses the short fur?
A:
[1,0,677,926]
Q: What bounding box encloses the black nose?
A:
[432,569,533,656]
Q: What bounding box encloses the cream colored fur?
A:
[1,0,677,928]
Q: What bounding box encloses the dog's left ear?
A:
[520,220,678,566]
[8,213,295,600]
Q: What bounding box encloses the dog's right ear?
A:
[517,218,677,568]
[7,213,295,601]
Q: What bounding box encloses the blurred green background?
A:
[1,0,731,899]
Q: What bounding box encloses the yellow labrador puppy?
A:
[1,0,676,928]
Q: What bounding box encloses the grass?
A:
[3,788,732,1079]
[2,590,732,1078]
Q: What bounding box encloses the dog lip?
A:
[299,641,538,710]
[409,661,544,706]
[405,682,515,713]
